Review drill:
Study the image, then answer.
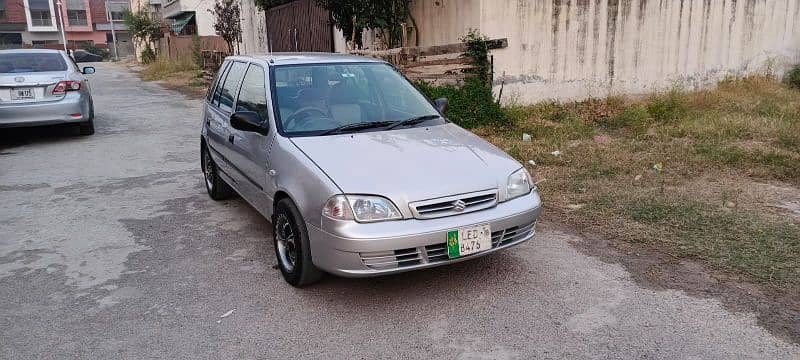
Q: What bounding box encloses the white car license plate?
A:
[447,224,492,259]
[11,88,34,100]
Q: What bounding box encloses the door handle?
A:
[228,134,235,143]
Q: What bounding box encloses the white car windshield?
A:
[0,53,67,73]
[272,63,443,136]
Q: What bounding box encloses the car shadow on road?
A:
[0,125,84,152]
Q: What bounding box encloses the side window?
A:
[218,62,247,112]
[212,62,231,106]
[207,62,229,103]
[235,65,268,121]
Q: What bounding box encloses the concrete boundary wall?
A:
[411,0,800,103]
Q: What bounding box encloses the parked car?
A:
[200,54,541,286]
[71,49,104,63]
[0,49,96,135]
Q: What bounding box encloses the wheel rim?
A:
[275,213,298,273]
[203,150,214,191]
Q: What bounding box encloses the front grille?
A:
[409,189,498,219]
[359,220,536,269]
[360,247,422,270]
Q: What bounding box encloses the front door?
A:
[226,63,273,216]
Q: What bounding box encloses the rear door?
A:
[226,63,273,215]
[206,61,248,183]
[0,52,69,104]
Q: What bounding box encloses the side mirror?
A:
[230,111,268,134]
[434,97,448,113]
[82,67,95,75]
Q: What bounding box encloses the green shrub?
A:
[604,104,650,130]
[647,90,688,122]
[786,64,800,89]
[416,79,507,129]
[140,46,156,64]
[191,34,203,68]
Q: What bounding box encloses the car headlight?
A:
[322,195,402,222]
[506,168,533,201]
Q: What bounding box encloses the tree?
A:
[210,0,242,55]
[315,0,415,50]
[123,7,162,62]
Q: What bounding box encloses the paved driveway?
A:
[1,63,798,359]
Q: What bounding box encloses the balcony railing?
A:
[31,18,53,27]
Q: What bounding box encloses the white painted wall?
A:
[236,0,269,54]
[411,0,800,104]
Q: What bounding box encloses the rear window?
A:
[0,53,68,73]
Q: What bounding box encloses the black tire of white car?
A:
[273,198,323,287]
[202,144,234,200]
[79,103,95,135]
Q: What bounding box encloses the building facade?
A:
[0,0,132,57]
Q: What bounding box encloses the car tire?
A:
[201,144,234,200]
[273,198,323,287]
[78,103,95,135]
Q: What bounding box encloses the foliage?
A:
[315,0,412,49]
[209,0,242,54]
[123,7,162,49]
[417,79,507,129]
[140,46,155,64]
[413,30,504,129]
[646,89,688,122]
[460,29,491,84]
[253,0,292,11]
[786,64,800,89]
[191,34,203,68]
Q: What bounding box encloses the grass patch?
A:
[479,75,800,288]
[138,56,207,98]
[140,56,202,81]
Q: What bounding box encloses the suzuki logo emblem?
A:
[14,77,25,83]
[452,200,466,212]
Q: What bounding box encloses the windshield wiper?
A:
[385,114,442,130]
[319,121,396,136]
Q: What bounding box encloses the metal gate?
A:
[265,0,333,52]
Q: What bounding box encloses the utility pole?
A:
[56,0,68,52]
[106,1,119,61]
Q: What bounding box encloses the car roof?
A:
[227,52,385,66]
[0,49,66,55]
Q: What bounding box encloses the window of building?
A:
[107,2,128,21]
[0,0,6,21]
[31,40,60,47]
[29,0,53,27]
[66,0,87,26]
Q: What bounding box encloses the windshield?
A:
[272,63,443,136]
[0,53,68,73]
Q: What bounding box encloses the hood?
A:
[290,123,522,207]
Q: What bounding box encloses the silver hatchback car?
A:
[0,49,96,135]
[201,54,541,286]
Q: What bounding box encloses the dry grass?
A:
[478,76,800,287]
[139,57,207,97]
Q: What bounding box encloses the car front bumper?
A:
[0,92,90,128]
[307,190,542,277]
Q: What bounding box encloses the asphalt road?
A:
[1,63,798,359]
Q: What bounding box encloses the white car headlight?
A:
[322,195,402,222]
[506,168,532,201]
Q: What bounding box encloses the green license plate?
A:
[447,224,492,259]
